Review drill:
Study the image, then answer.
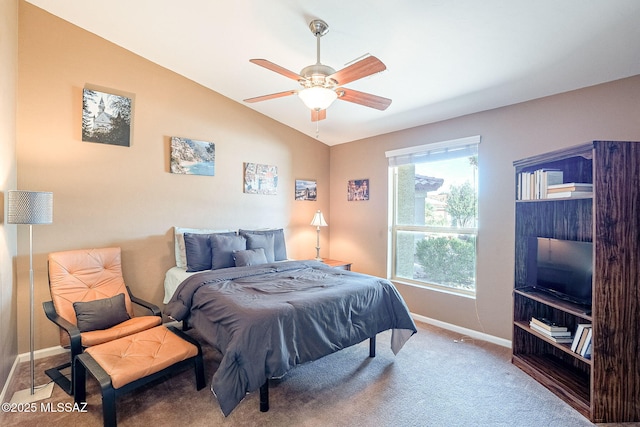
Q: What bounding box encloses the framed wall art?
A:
[347,178,369,201]
[170,136,215,176]
[295,179,317,201]
[244,163,278,195]
[82,87,132,147]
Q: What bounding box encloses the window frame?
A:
[386,136,481,296]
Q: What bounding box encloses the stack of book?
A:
[529,317,573,343]
[571,323,593,358]
[517,169,563,200]
[546,182,593,199]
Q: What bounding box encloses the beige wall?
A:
[16,3,330,353]
[1,0,19,392]
[12,1,640,360]
[329,75,640,340]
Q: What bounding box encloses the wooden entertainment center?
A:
[512,141,640,423]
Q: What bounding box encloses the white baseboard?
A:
[16,346,69,364]
[0,346,69,404]
[411,313,512,348]
[0,356,20,404]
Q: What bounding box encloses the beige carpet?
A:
[1,322,597,427]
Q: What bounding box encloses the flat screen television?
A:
[527,237,593,307]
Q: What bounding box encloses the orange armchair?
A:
[43,247,162,395]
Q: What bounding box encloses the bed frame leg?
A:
[257,337,374,413]
[369,336,376,357]
[260,380,269,412]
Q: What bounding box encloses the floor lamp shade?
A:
[8,191,53,224]
[7,190,54,403]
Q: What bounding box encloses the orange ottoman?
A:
[74,325,205,427]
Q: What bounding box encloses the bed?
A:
[163,227,417,416]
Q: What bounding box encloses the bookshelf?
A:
[512,141,640,423]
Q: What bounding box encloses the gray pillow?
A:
[239,229,287,261]
[73,293,131,332]
[245,233,275,263]
[233,248,268,267]
[211,234,247,269]
[184,232,236,272]
[184,233,212,272]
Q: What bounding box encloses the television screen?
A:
[527,237,593,307]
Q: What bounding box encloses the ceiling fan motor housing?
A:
[300,64,337,88]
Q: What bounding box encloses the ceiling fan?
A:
[244,19,392,122]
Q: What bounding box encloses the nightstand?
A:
[320,258,352,271]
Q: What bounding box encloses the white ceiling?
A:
[25,0,640,146]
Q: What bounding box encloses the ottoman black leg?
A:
[102,386,117,427]
[167,326,206,391]
[75,353,118,427]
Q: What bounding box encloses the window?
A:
[386,136,480,295]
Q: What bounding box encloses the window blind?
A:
[385,135,481,166]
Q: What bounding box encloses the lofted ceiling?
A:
[25,0,640,146]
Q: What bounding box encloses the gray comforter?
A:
[165,260,416,416]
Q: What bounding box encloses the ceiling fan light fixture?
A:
[298,86,337,111]
[245,19,390,122]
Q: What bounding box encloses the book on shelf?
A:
[530,317,568,332]
[571,324,592,352]
[517,172,530,200]
[547,182,593,193]
[538,169,564,199]
[529,321,572,337]
[579,327,593,357]
[545,191,593,199]
[576,327,590,353]
[517,169,563,200]
[549,336,575,344]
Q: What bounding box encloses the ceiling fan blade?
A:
[328,56,386,86]
[244,90,297,103]
[311,109,327,122]
[249,59,303,81]
[337,88,392,111]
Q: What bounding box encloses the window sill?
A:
[390,277,476,299]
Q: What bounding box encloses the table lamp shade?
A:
[8,191,53,224]
[310,210,327,261]
[310,210,328,227]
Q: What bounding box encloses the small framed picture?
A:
[295,179,317,201]
[82,87,132,147]
[348,179,369,201]
[244,163,278,195]
[170,137,215,176]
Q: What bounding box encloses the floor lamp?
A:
[8,190,54,403]
[310,210,328,261]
